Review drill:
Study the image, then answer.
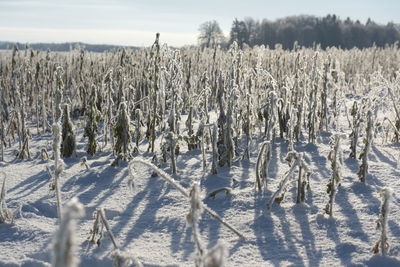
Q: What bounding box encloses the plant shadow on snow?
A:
[315,180,382,266]
[0,224,23,242]
[176,149,205,188]
[270,138,289,177]
[199,165,240,250]
[252,195,305,267]
[243,138,330,266]
[364,255,400,267]
[335,185,370,242]
[292,204,323,266]
[202,185,233,248]
[235,160,256,189]
[64,159,128,208]
[370,146,398,168]
[107,168,189,255]
[7,169,49,202]
[388,220,400,257]
[350,183,380,216]
[297,142,330,182]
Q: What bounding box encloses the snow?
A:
[1,113,400,267]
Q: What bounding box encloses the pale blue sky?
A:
[0,0,399,46]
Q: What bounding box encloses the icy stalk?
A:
[52,198,84,267]
[373,188,392,256]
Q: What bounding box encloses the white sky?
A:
[0,0,399,47]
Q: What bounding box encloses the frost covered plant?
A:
[372,188,393,256]
[52,123,64,219]
[296,155,311,204]
[84,85,101,156]
[267,155,301,210]
[61,104,76,158]
[87,208,118,249]
[219,91,236,167]
[349,101,361,158]
[211,124,218,175]
[15,77,30,160]
[52,198,84,267]
[358,110,374,183]
[0,120,4,162]
[388,88,400,142]
[53,66,64,124]
[216,83,236,168]
[307,52,319,144]
[0,172,12,224]
[196,122,212,170]
[87,208,145,266]
[80,156,89,170]
[324,135,342,217]
[268,152,310,209]
[133,108,142,153]
[184,103,199,151]
[187,183,227,267]
[147,33,161,153]
[113,98,132,161]
[187,183,205,266]
[165,132,178,174]
[103,69,115,150]
[284,152,311,204]
[130,159,244,239]
[255,141,271,191]
[203,242,227,267]
[111,249,143,267]
[41,148,49,161]
[262,91,278,141]
[319,58,330,131]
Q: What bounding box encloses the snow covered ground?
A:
[1,110,400,267]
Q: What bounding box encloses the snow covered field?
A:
[1,112,400,266]
[0,44,400,266]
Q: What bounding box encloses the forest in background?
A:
[1,14,400,52]
[227,14,400,49]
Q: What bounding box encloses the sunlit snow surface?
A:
[1,110,400,266]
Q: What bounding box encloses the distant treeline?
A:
[229,15,400,49]
[0,41,137,52]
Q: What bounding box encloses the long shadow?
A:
[65,163,128,208]
[102,169,158,234]
[268,138,281,180]
[351,183,381,216]
[112,175,187,255]
[387,220,400,257]
[388,220,400,241]
[344,157,359,176]
[344,157,384,187]
[8,170,49,202]
[371,145,398,168]
[236,159,255,190]
[92,169,129,208]
[313,181,382,266]
[293,204,322,266]
[335,186,370,242]
[253,194,304,266]
[315,214,348,265]
[201,193,232,248]
[175,149,203,188]
[180,227,196,260]
[8,169,48,194]
[297,143,330,182]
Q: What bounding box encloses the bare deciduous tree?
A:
[198,20,225,48]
